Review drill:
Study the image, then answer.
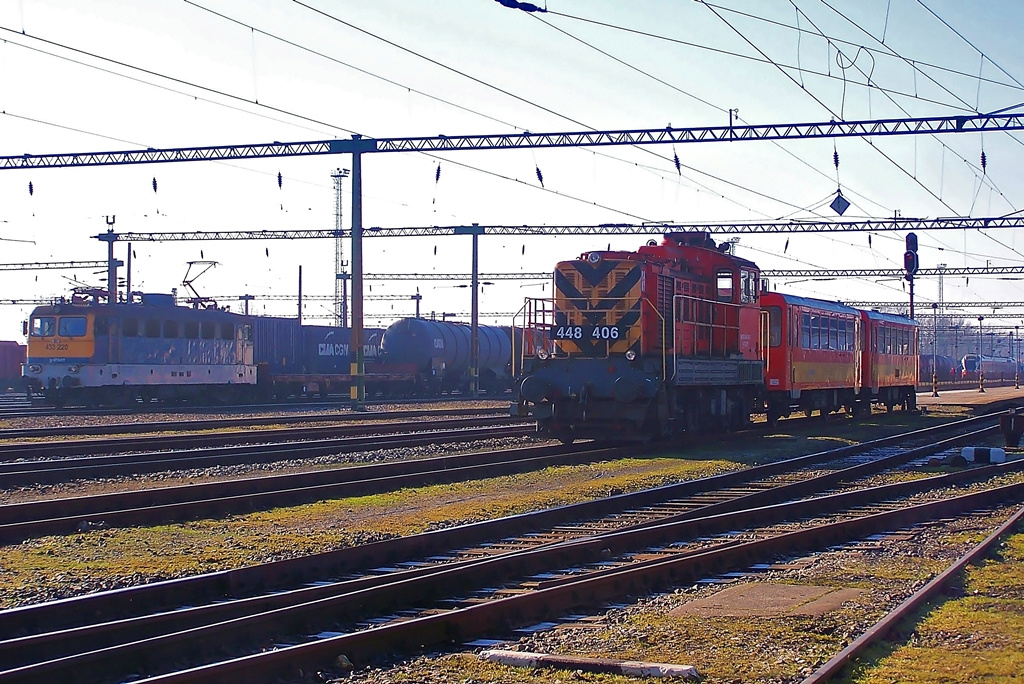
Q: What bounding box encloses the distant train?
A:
[21,290,514,407]
[0,340,26,391]
[511,232,919,443]
[960,354,1018,382]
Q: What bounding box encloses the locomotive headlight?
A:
[68,365,80,373]
[625,350,637,362]
[28,364,41,374]
[537,348,550,360]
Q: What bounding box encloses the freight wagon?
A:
[0,341,26,391]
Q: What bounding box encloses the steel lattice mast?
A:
[3,112,1024,169]
[88,215,1024,242]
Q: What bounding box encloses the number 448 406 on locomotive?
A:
[511,232,919,444]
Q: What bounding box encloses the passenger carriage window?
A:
[30,317,56,337]
[809,315,818,349]
[218,323,234,340]
[829,318,838,350]
[184,321,200,339]
[801,313,810,348]
[163,320,180,338]
[144,319,161,338]
[848,320,855,351]
[57,316,87,337]
[716,270,734,302]
[768,306,782,347]
[122,318,140,337]
[201,321,216,340]
[839,318,847,351]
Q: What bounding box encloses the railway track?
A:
[0,412,1016,684]
[0,416,533,487]
[802,502,1024,683]
[0,394,509,421]
[0,405,509,442]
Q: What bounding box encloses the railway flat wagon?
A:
[250,317,397,398]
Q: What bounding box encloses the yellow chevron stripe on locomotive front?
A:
[553,258,643,356]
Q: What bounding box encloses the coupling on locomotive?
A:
[511,231,919,443]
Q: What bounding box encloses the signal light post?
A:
[904,232,918,320]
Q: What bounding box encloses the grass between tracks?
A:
[0,407,972,609]
[831,531,1024,684]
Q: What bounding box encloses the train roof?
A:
[761,292,859,316]
[860,309,919,326]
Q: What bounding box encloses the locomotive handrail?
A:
[671,292,748,361]
[641,296,667,384]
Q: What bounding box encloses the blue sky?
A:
[1,0,1023,337]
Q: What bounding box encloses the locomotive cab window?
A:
[740,270,757,303]
[716,270,734,302]
[201,322,216,340]
[30,317,56,337]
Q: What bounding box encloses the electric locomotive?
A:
[23,290,256,406]
[512,232,763,443]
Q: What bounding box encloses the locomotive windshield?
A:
[30,317,56,337]
[57,316,88,337]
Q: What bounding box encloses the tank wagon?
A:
[512,232,920,443]
[380,318,514,395]
[0,341,26,391]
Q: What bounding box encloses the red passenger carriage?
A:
[760,293,861,425]
[860,309,918,411]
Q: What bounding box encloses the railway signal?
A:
[904,232,919,319]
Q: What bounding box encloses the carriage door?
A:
[239,324,254,365]
[108,317,121,365]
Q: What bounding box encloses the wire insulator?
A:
[833,150,840,168]
[673,151,681,175]
[981,151,987,173]
[535,166,545,187]
[435,164,441,183]
[277,172,283,189]
[152,177,158,193]
[27,181,33,196]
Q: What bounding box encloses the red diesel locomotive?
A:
[512,232,918,442]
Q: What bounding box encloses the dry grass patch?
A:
[836,533,1024,684]
[0,456,736,608]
